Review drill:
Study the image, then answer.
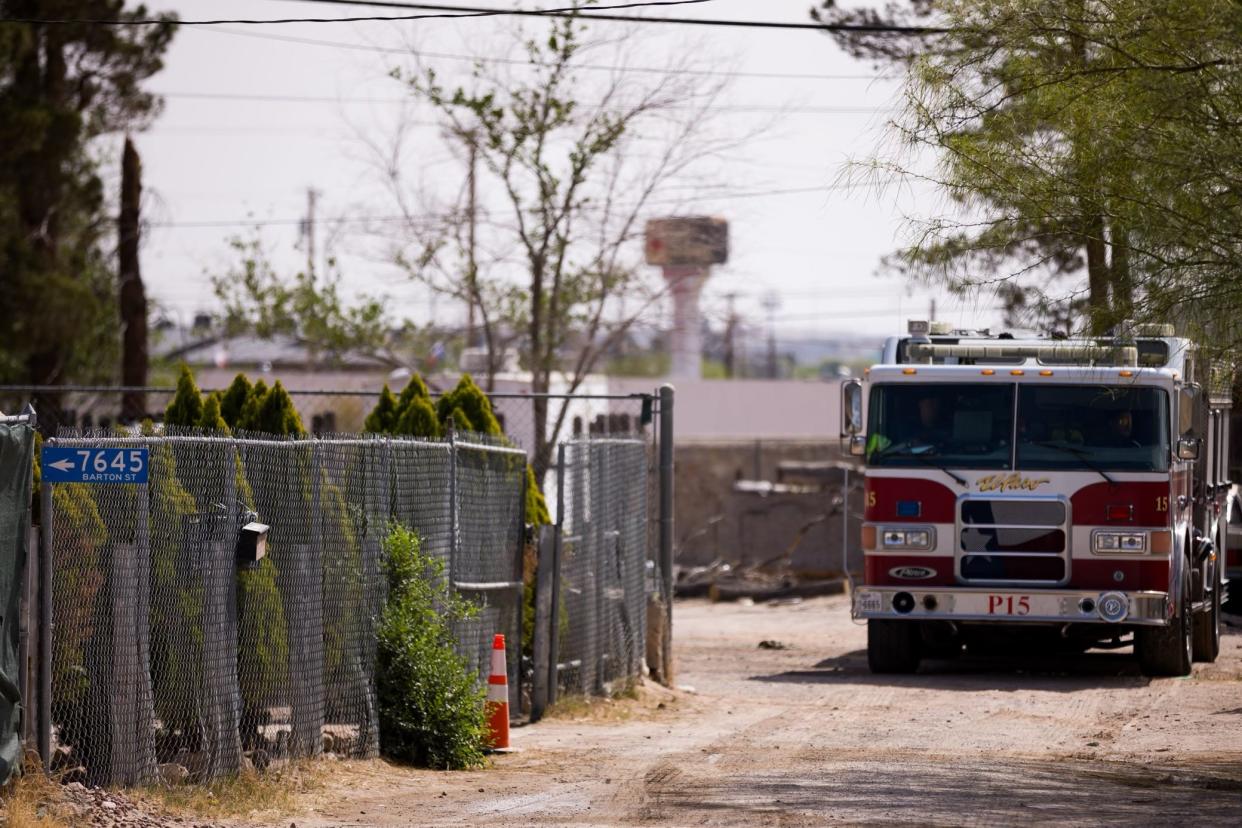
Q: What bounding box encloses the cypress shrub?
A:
[164,364,203,427]
[235,379,269,432]
[393,395,440,438]
[436,374,501,436]
[198,394,228,432]
[395,374,431,412]
[219,374,252,429]
[444,406,474,434]
[49,484,107,751]
[364,384,399,434]
[253,381,306,437]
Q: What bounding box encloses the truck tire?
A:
[1192,576,1221,663]
[1136,567,1192,677]
[868,620,921,674]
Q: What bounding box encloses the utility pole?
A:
[302,187,319,278]
[722,292,739,379]
[762,291,780,379]
[930,297,937,321]
[466,134,478,348]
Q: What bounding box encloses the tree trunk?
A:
[1084,212,1110,334]
[119,138,148,421]
[1109,221,1133,320]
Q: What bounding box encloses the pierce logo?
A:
[889,566,937,580]
[976,473,1050,492]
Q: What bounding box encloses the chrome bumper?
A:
[852,586,1170,626]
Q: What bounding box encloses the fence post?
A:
[448,428,457,586]
[514,458,527,714]
[548,444,566,707]
[590,443,608,694]
[657,385,675,685]
[17,410,35,751]
[20,525,36,746]
[38,442,53,772]
[530,522,554,722]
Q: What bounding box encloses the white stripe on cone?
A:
[491,648,507,680]
[487,682,508,703]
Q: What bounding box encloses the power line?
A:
[145,180,888,230]
[199,25,888,82]
[5,0,950,33]
[0,0,712,26]
[155,89,889,115]
[265,0,949,33]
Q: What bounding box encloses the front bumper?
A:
[852,586,1170,626]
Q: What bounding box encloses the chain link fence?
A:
[42,429,524,787]
[530,436,652,715]
[11,383,671,784]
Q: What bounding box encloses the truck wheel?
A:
[1192,576,1221,663]
[1136,568,1192,677]
[868,620,921,674]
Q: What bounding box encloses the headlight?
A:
[1093,531,1147,553]
[881,527,934,550]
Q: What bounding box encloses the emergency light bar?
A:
[906,343,1138,366]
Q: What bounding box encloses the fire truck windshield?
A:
[1015,385,1169,472]
[866,383,1171,473]
[866,384,1014,470]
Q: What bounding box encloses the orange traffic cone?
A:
[485,633,512,751]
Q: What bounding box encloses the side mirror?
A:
[849,434,866,456]
[1176,436,1201,461]
[1179,383,1201,436]
[841,379,864,436]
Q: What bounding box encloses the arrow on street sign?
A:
[48,458,76,473]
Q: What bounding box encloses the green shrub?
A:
[198,394,228,432]
[364,384,399,434]
[393,395,440,438]
[395,374,431,411]
[164,364,204,427]
[235,379,268,432]
[444,405,474,434]
[219,374,252,429]
[253,381,306,436]
[525,466,550,525]
[436,374,501,436]
[146,440,202,748]
[376,524,486,770]
[237,556,289,743]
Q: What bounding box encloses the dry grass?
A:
[129,759,326,821]
[544,679,678,723]
[1,759,73,828]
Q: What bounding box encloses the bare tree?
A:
[374,10,747,479]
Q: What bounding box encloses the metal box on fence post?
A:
[237,521,270,565]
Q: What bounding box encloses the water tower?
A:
[645,216,729,380]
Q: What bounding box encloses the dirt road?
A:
[288,596,1242,826]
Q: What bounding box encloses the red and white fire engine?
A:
[841,321,1231,676]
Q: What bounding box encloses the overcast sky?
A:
[121,0,1007,347]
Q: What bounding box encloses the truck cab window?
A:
[866,383,1013,470]
[1016,385,1170,472]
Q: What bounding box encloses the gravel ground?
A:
[273,596,1242,826]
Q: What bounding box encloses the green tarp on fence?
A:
[0,417,34,782]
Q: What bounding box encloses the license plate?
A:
[953,593,1047,616]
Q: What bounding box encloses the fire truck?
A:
[841,321,1231,677]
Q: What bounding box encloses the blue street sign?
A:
[42,446,149,484]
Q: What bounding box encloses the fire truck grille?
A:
[957,498,1069,585]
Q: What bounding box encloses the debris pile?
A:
[674,560,845,603]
